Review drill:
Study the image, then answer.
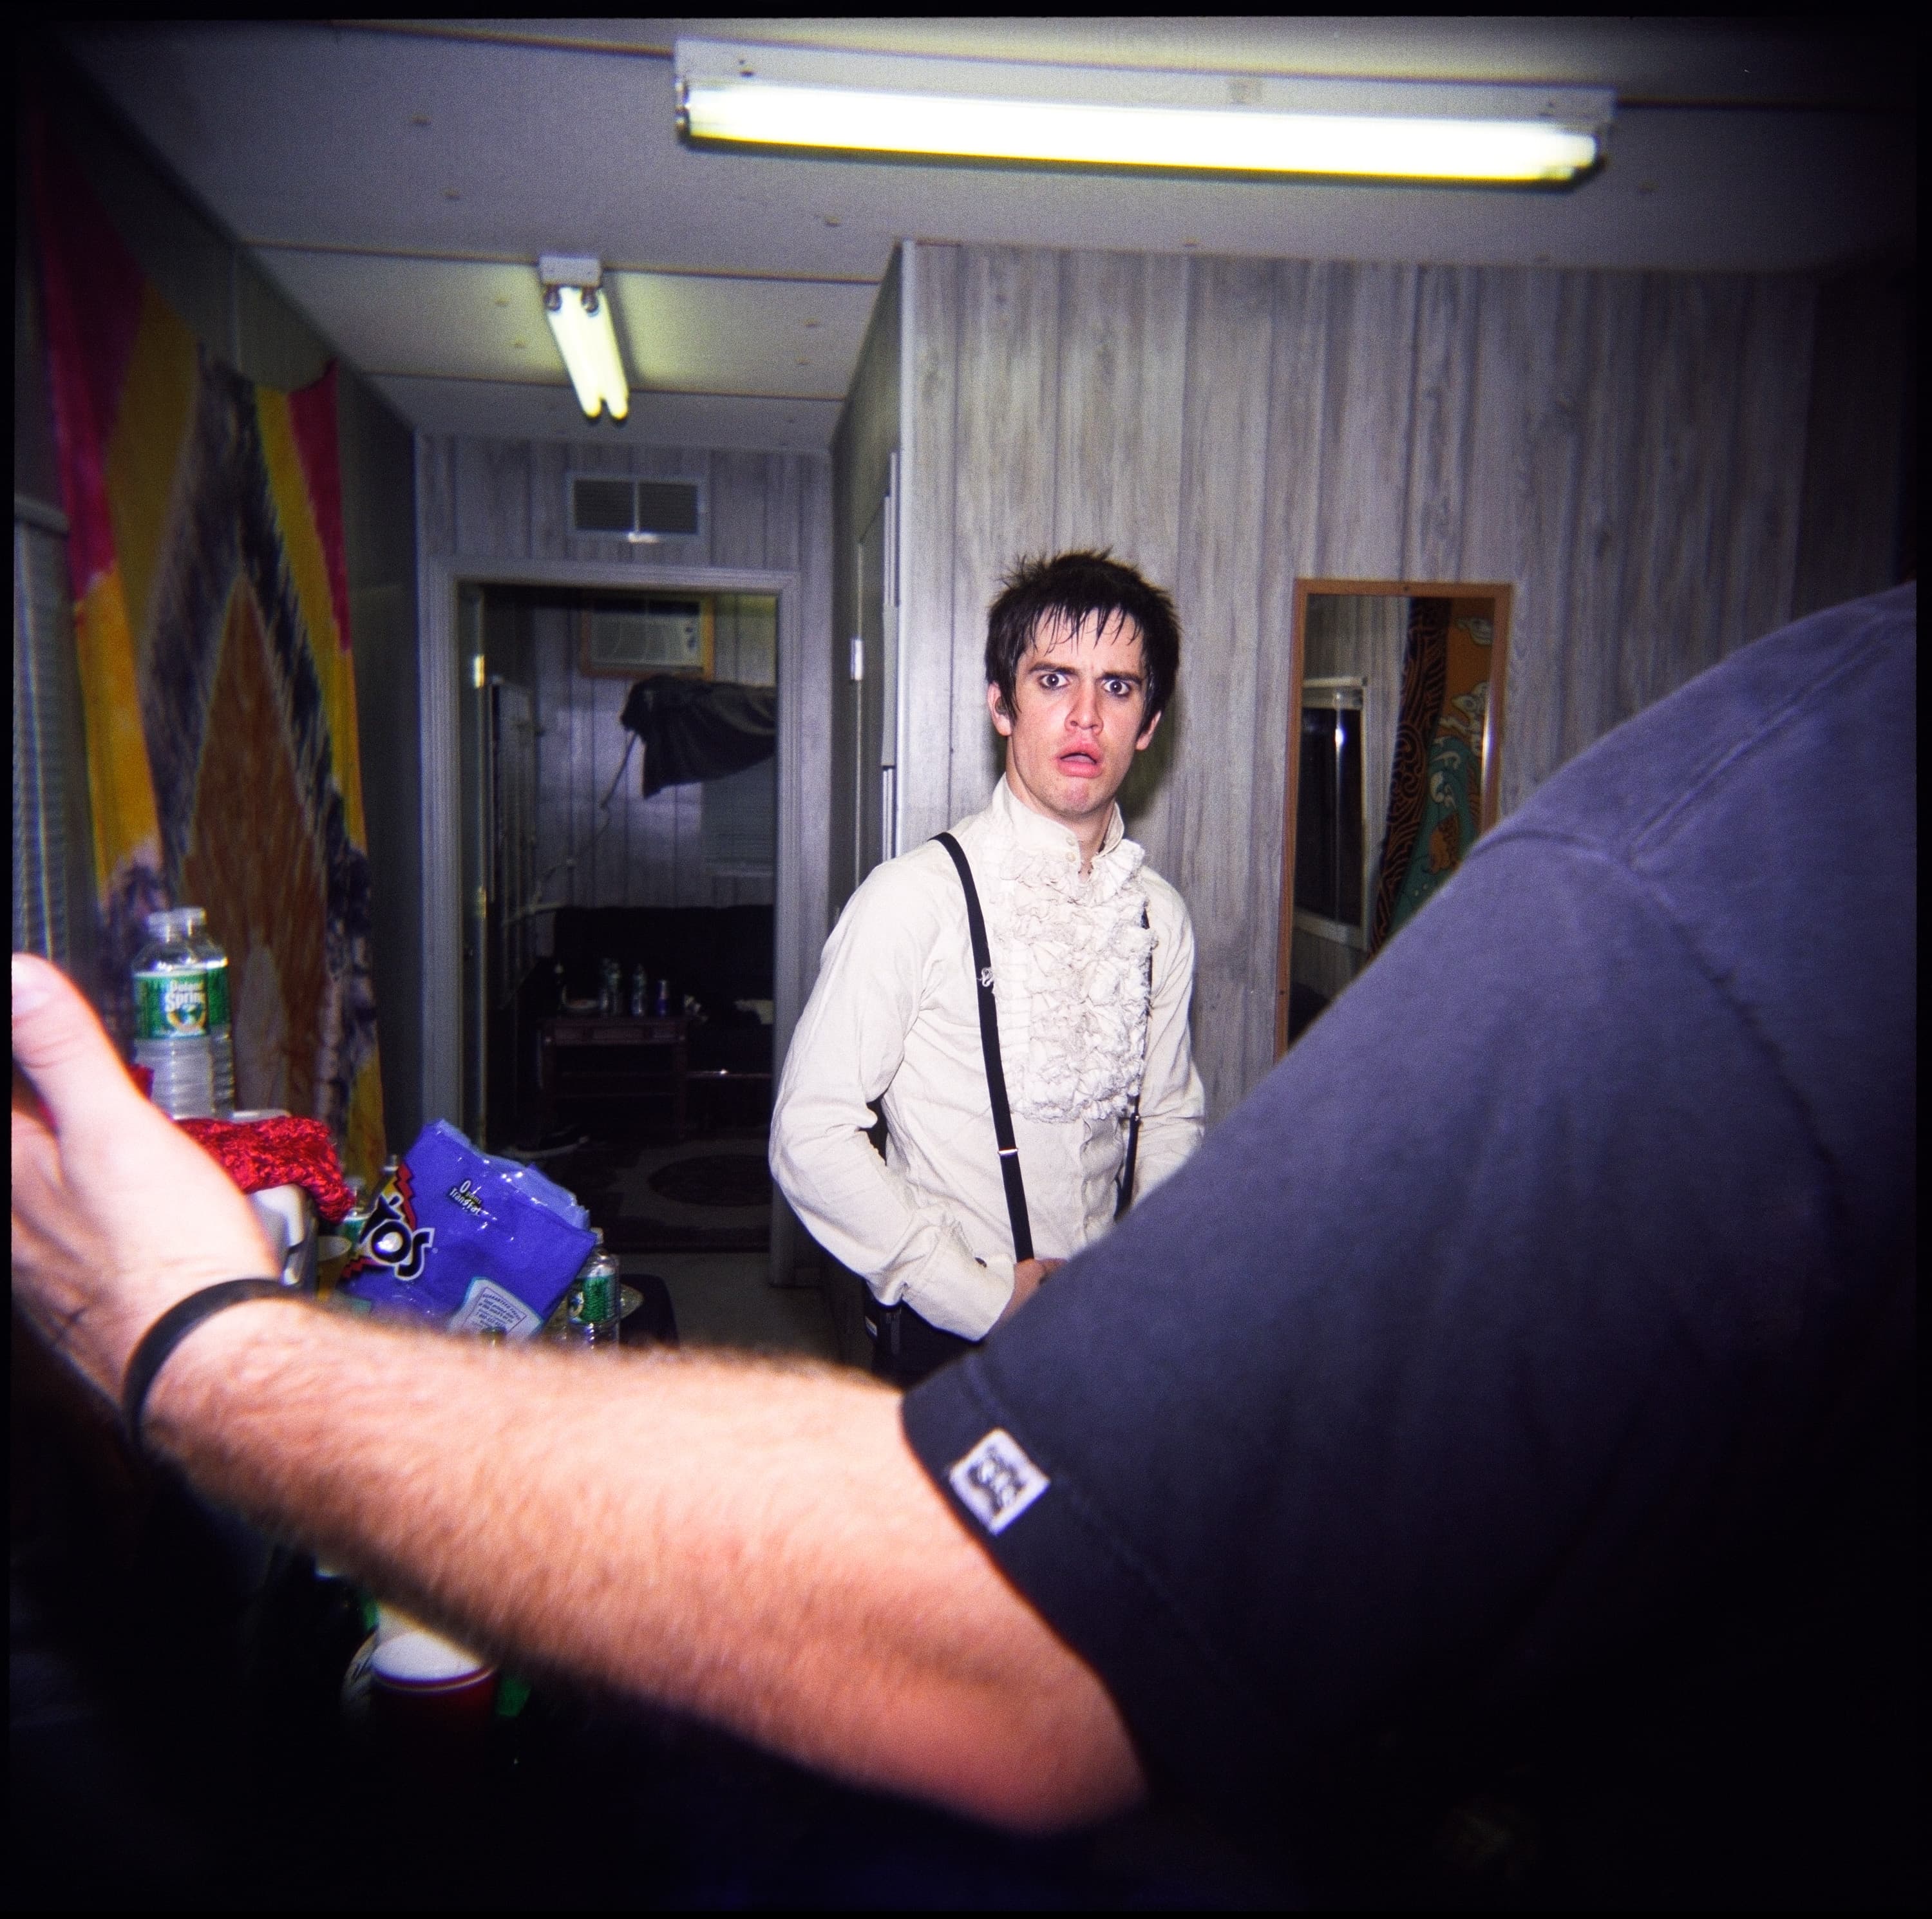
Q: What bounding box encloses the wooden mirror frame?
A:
[1273,578,1513,1057]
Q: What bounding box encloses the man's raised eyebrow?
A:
[1028,660,1142,680]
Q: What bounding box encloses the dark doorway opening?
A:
[459,583,780,1254]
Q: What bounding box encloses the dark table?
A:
[538,1014,688,1137]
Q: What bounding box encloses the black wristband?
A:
[122,1278,303,1457]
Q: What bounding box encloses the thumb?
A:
[10,954,133,1134]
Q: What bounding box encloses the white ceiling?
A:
[59,18,1914,454]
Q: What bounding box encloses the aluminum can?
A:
[558,1240,623,1348]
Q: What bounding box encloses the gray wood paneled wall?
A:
[829,248,904,916]
[900,242,1855,1122]
[512,592,778,920]
[1792,258,1916,618]
[417,435,831,595]
[416,432,833,1134]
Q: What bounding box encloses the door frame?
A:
[419,553,815,1284]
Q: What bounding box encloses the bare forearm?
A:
[147,1303,1142,1829]
[10,951,1137,1829]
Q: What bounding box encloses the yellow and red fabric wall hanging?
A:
[30,113,386,1184]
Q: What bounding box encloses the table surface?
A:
[540,1014,687,1043]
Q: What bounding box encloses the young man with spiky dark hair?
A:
[772,551,1205,1383]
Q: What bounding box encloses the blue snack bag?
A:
[339,1121,597,1337]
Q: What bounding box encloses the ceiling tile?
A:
[257,252,562,382]
[608,273,875,399]
[257,252,876,401]
[372,375,839,451]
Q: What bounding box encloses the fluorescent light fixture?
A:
[538,254,630,422]
[676,41,1612,185]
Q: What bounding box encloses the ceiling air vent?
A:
[569,474,704,542]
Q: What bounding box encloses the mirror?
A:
[1275,580,1512,1054]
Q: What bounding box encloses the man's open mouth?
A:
[1058,750,1101,775]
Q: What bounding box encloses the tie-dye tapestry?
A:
[1369,597,1493,956]
[30,116,384,1184]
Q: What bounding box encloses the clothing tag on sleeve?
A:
[948,1428,1050,1535]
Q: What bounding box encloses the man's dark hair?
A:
[985,550,1180,730]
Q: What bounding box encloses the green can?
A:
[559,1243,622,1348]
[577,1254,621,1324]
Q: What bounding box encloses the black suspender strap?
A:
[1116,1100,1142,1222]
[1113,902,1150,1222]
[934,832,1034,1263]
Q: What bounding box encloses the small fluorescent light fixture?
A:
[538,255,630,422]
[676,41,1611,186]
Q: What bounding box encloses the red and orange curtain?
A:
[1370,596,1493,955]
[30,113,384,1183]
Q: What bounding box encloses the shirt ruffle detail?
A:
[987,820,1155,1124]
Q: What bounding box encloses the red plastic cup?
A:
[368,1619,498,1770]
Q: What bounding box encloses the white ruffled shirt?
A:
[771,779,1206,1338]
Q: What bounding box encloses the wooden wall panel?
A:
[1247,261,1343,1030]
[948,248,1061,823]
[770,449,835,1169]
[419,427,831,1017]
[1792,260,1914,617]
[902,243,1828,1124]
[1052,251,1189,583]
[1551,274,1647,780]
[418,436,459,567]
[1430,269,1580,810]
[1405,265,1484,582]
[1168,257,1280,1111]
[1312,263,1418,581]
[1626,280,1751,714]
[510,589,782,915]
[1063,251,1191,856]
[529,603,575,922]
[1723,281,1814,649]
[828,253,904,916]
[900,245,962,851]
[710,449,770,571]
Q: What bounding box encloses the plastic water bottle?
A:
[133,907,235,1119]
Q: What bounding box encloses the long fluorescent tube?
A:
[538,255,630,422]
[676,41,1611,185]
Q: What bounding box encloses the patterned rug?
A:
[563,1131,771,1253]
[648,1153,773,1210]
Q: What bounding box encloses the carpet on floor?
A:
[560,1130,772,1253]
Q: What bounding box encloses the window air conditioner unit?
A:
[568,475,704,542]
[582,599,712,677]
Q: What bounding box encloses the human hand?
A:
[11,954,278,1404]
[994,1256,1065,1327]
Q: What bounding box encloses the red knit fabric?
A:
[178,1115,356,1222]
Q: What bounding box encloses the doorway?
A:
[422,554,826,1316]
[459,578,777,1161]
[448,577,832,1355]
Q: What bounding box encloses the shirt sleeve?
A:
[1129,880,1205,1200]
[770,860,1014,1336]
